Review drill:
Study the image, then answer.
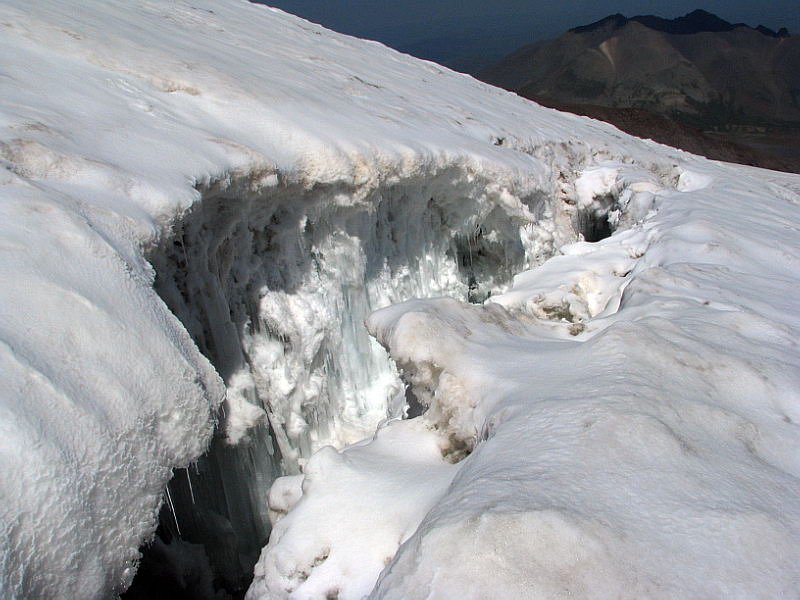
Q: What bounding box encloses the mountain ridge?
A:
[571,9,790,38]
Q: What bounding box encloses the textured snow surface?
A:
[0,0,799,598]
[365,185,800,599]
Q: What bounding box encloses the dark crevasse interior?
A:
[575,191,618,242]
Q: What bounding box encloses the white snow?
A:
[249,419,458,599]
[574,164,621,208]
[0,0,798,598]
[224,369,268,445]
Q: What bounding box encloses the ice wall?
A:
[143,165,564,591]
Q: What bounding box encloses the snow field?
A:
[0,0,798,598]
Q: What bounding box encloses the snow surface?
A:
[0,0,799,598]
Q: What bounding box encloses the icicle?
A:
[185,468,196,505]
[165,484,181,538]
[181,234,191,271]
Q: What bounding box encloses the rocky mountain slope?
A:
[481,10,800,172]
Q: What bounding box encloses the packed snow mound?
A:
[0,0,798,598]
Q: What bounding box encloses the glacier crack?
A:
[133,165,560,594]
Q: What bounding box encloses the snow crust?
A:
[0,0,798,598]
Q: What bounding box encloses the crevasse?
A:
[140,164,569,592]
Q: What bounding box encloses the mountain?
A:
[1,2,800,600]
[572,9,790,37]
[480,10,800,172]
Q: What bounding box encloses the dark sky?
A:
[256,1,800,72]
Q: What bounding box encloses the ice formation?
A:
[0,1,798,598]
